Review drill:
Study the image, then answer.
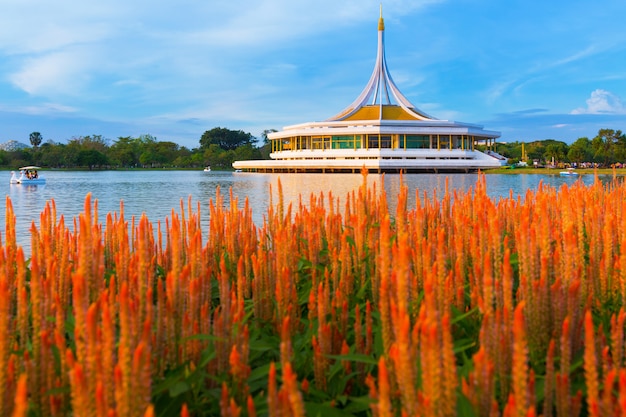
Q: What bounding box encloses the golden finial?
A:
[378,4,385,31]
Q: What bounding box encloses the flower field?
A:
[1,171,626,416]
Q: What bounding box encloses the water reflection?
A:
[7,183,47,238]
[0,170,621,256]
[263,173,480,216]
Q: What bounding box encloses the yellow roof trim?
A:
[342,105,428,121]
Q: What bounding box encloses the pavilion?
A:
[232,10,506,173]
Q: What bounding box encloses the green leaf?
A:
[248,362,273,383]
[182,334,224,343]
[169,381,191,398]
[198,348,217,368]
[355,279,370,299]
[325,353,378,365]
[153,367,187,395]
[451,306,478,325]
[456,391,479,417]
[453,339,476,355]
[45,386,71,396]
[298,257,313,273]
[342,395,373,413]
[304,402,357,417]
[50,344,62,377]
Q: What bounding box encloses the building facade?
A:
[233,11,506,173]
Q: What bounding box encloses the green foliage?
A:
[543,141,568,164]
[591,128,625,165]
[110,136,142,167]
[567,137,592,163]
[200,127,255,151]
[496,130,626,166]
[77,149,109,169]
[29,131,43,148]
[261,129,277,145]
[4,127,625,170]
[1,127,269,169]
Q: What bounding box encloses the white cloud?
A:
[417,103,461,121]
[0,102,77,115]
[485,78,517,104]
[9,49,95,96]
[2,0,443,99]
[0,1,121,54]
[571,89,626,114]
[1,0,442,53]
[544,45,599,71]
[182,0,443,48]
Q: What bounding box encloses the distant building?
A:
[0,140,30,152]
[233,10,507,173]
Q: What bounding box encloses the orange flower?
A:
[584,310,600,417]
[11,374,28,417]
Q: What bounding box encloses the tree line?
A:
[493,128,626,167]
[1,127,624,170]
[0,128,275,170]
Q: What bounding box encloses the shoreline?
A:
[485,167,626,175]
[4,166,626,175]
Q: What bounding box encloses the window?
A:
[405,135,430,149]
[311,137,330,149]
[332,135,356,149]
[366,135,392,149]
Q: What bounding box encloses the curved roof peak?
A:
[327,10,435,122]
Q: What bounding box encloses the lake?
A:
[0,169,615,255]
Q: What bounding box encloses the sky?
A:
[1,0,625,149]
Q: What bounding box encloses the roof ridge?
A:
[327,10,435,122]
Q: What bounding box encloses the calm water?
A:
[0,170,613,255]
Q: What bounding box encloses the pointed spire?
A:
[327,8,434,121]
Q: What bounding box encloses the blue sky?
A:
[1,0,625,149]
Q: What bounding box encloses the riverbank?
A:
[486,166,626,175]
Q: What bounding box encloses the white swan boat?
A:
[10,166,46,184]
[559,168,579,177]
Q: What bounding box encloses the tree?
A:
[261,129,277,145]
[259,129,277,159]
[39,141,67,168]
[189,152,205,167]
[110,136,141,167]
[7,148,32,168]
[492,141,523,162]
[567,137,592,164]
[29,132,43,149]
[544,141,568,165]
[68,135,110,151]
[233,143,261,162]
[591,128,623,165]
[200,127,254,151]
[203,144,226,169]
[139,151,157,167]
[613,131,626,162]
[77,149,109,169]
[154,141,181,166]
